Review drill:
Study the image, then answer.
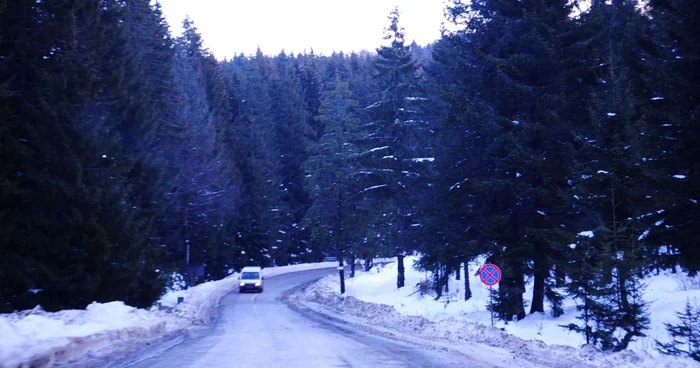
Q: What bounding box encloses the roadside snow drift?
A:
[295,258,700,368]
[0,261,337,368]
[0,302,170,368]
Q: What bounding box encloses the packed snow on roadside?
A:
[0,261,337,368]
[306,256,700,367]
[0,301,172,368]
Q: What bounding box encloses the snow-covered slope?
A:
[0,262,337,368]
[300,257,700,367]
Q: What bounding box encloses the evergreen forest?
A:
[1,0,698,353]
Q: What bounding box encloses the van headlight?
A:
[239,282,245,287]
[255,282,261,287]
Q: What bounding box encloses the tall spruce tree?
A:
[303,79,367,289]
[1,0,171,311]
[157,18,240,283]
[295,51,324,139]
[564,0,653,350]
[419,35,480,300]
[227,49,287,267]
[439,0,578,321]
[269,52,315,265]
[645,0,700,274]
[360,7,431,289]
[345,51,388,269]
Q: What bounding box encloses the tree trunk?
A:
[530,240,547,314]
[397,254,405,288]
[464,262,472,301]
[618,269,631,315]
[455,262,461,281]
[530,271,545,314]
[582,293,593,345]
[530,261,546,314]
[338,256,345,294]
[515,273,526,320]
[434,266,442,299]
[364,257,373,271]
[350,255,356,278]
[500,269,527,321]
[444,265,450,293]
[337,189,345,293]
[554,264,566,287]
[654,247,660,276]
[617,331,634,351]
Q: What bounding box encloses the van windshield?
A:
[241,272,260,280]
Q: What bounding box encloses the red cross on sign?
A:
[479,264,502,286]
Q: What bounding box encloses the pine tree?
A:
[429,33,494,301]
[437,0,579,321]
[1,0,174,310]
[226,50,288,267]
[564,220,650,350]
[323,51,351,84]
[563,234,613,346]
[158,18,239,284]
[562,0,654,350]
[645,0,700,274]
[90,0,179,304]
[303,79,366,291]
[269,51,315,265]
[657,300,700,361]
[360,7,431,289]
[295,51,323,138]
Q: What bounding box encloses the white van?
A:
[238,266,264,293]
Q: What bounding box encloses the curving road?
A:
[110,268,473,368]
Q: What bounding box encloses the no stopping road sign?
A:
[479,264,502,286]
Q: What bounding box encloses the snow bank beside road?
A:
[0,302,171,368]
[296,261,700,368]
[0,261,337,368]
[336,257,700,356]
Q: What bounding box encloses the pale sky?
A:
[158,0,448,59]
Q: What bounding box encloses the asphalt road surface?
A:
[116,268,474,368]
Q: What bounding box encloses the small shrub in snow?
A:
[674,273,700,292]
[165,273,186,293]
[563,223,651,351]
[414,279,435,298]
[536,313,546,336]
[657,300,700,361]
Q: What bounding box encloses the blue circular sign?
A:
[479,264,502,286]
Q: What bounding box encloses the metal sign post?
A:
[338,261,346,295]
[490,285,494,327]
[479,264,502,328]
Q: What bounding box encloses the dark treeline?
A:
[426,0,699,353]
[1,0,698,353]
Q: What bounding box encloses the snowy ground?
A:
[296,257,700,367]
[0,262,337,368]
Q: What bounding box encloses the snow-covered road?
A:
[91,268,474,368]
